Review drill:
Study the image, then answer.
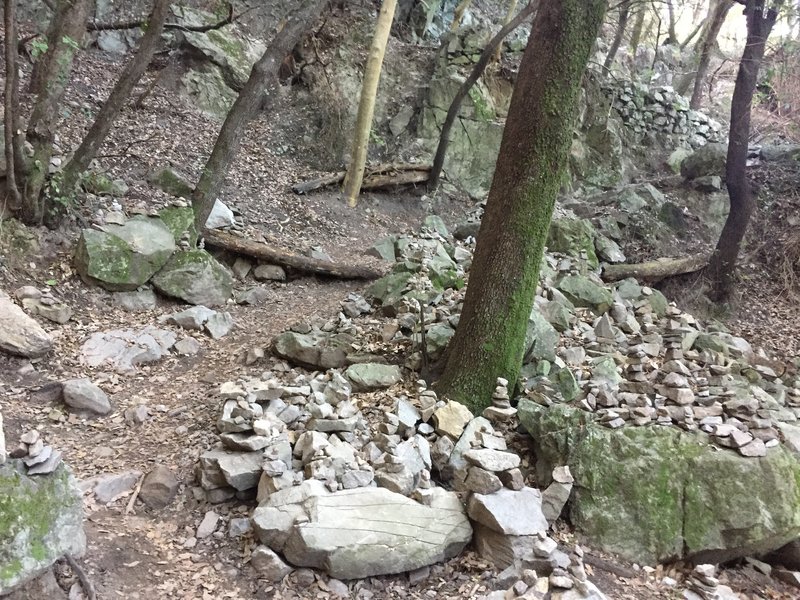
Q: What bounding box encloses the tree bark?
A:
[689,0,734,110]
[341,0,397,207]
[706,0,781,301]
[434,0,608,413]
[492,0,518,63]
[191,0,328,232]
[665,0,678,44]
[3,0,21,212]
[20,0,90,224]
[450,0,473,31]
[629,3,646,53]
[428,1,538,192]
[202,229,384,279]
[60,0,170,195]
[603,0,631,71]
[602,253,710,282]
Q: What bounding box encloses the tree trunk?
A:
[706,0,780,301]
[603,0,631,71]
[3,0,21,212]
[689,0,734,110]
[450,0,473,32]
[341,0,397,208]
[60,0,170,196]
[629,4,646,53]
[20,0,90,224]
[665,0,678,44]
[492,0,518,63]
[428,1,537,192]
[434,0,608,414]
[191,0,328,232]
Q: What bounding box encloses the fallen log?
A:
[202,229,385,280]
[602,253,710,282]
[293,163,431,195]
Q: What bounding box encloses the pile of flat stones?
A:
[604,80,723,148]
[3,427,62,475]
[525,258,800,461]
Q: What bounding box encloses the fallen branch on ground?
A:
[601,254,710,282]
[292,163,431,195]
[202,229,385,280]
[65,554,97,600]
[583,554,637,580]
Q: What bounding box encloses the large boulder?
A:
[680,143,727,180]
[74,216,176,291]
[547,218,599,268]
[151,249,232,306]
[255,484,472,579]
[518,401,800,565]
[0,291,52,358]
[272,330,354,370]
[556,274,613,312]
[0,461,86,594]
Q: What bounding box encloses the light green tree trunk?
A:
[435,0,608,414]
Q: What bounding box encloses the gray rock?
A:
[250,545,293,581]
[467,488,548,536]
[229,517,252,537]
[139,465,179,509]
[147,166,193,198]
[235,287,270,305]
[433,401,474,439]
[62,378,112,415]
[202,449,263,491]
[281,486,472,579]
[196,510,219,538]
[81,326,176,373]
[113,289,157,312]
[464,466,503,494]
[151,249,233,307]
[273,331,351,370]
[21,298,72,324]
[681,142,727,180]
[0,461,86,595]
[345,363,403,391]
[164,306,216,329]
[253,264,287,282]
[464,448,521,472]
[174,337,201,355]
[0,291,52,358]
[91,470,142,503]
[74,216,176,291]
[205,199,235,229]
[205,312,234,339]
[366,236,397,261]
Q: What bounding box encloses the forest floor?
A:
[2,39,800,600]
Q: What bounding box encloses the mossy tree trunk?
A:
[3,0,21,212]
[20,0,90,225]
[434,0,608,414]
[342,0,397,208]
[59,0,171,196]
[492,0,519,63]
[706,0,781,301]
[191,0,328,231]
[689,0,734,109]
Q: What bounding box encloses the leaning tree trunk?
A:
[706,0,780,301]
[20,0,91,225]
[3,0,21,212]
[435,0,608,414]
[192,0,328,231]
[629,4,646,53]
[341,0,397,208]
[428,1,537,191]
[59,0,170,196]
[603,0,631,71]
[689,0,734,109]
[491,0,518,63]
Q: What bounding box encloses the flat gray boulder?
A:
[81,326,176,374]
[0,291,52,358]
[74,216,175,291]
[345,363,402,391]
[62,378,112,416]
[272,330,353,370]
[151,249,232,306]
[0,461,86,595]
[266,485,472,579]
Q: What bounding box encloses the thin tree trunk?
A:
[434,0,608,414]
[690,0,734,110]
[706,0,781,301]
[603,0,631,71]
[679,19,704,50]
[341,0,397,208]
[3,0,21,211]
[191,0,327,232]
[492,0,518,62]
[428,1,537,192]
[28,0,70,96]
[60,0,170,195]
[21,0,90,224]
[665,0,678,44]
[450,0,473,32]
[629,4,646,53]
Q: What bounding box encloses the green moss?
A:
[159,205,198,245]
[79,229,133,283]
[467,86,494,122]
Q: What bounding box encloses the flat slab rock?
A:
[0,291,52,358]
[80,326,176,373]
[261,485,472,579]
